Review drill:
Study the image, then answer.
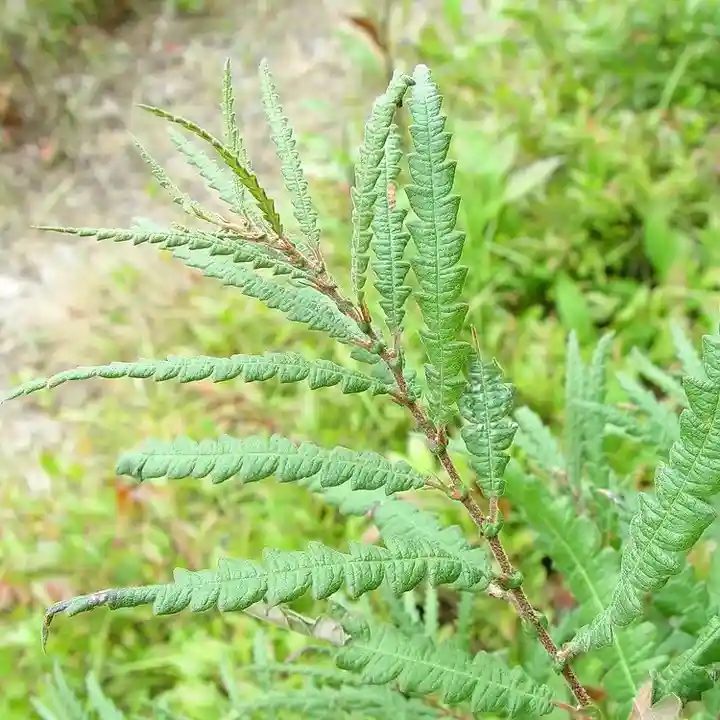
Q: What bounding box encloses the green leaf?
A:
[297,474,491,590]
[371,123,412,332]
[459,357,518,497]
[653,615,720,704]
[350,71,414,298]
[514,406,565,476]
[642,206,679,282]
[506,466,646,705]
[42,536,477,643]
[406,64,470,424]
[568,334,720,657]
[173,245,363,345]
[116,434,428,495]
[36,224,307,280]
[502,156,562,205]
[555,274,593,342]
[671,321,707,383]
[335,615,554,717]
[167,128,239,213]
[137,102,284,238]
[220,58,249,211]
[227,685,435,718]
[259,58,321,252]
[564,331,585,488]
[2,353,393,403]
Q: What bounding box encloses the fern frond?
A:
[167,127,238,212]
[116,434,428,495]
[132,136,212,221]
[617,372,680,447]
[564,331,584,488]
[32,663,88,720]
[2,353,393,403]
[229,685,435,718]
[173,246,363,345]
[85,675,124,720]
[583,333,614,483]
[350,71,413,298]
[653,615,720,703]
[514,406,565,476]
[299,475,491,589]
[506,465,664,706]
[259,58,321,253]
[371,123,412,332]
[459,357,518,497]
[671,321,707,382]
[567,334,720,657]
[335,615,555,717]
[406,64,470,424]
[36,224,307,280]
[220,58,249,211]
[42,536,479,644]
[630,347,686,405]
[137,102,284,237]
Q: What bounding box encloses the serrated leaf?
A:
[459,357,517,497]
[260,58,321,253]
[406,64,470,424]
[167,127,239,212]
[220,58,249,211]
[116,434,428,495]
[350,70,414,297]
[36,224,307,280]
[653,615,720,704]
[568,335,720,657]
[514,406,565,476]
[371,123,412,332]
[137,102,284,238]
[335,617,554,717]
[42,537,475,643]
[173,245,363,345]
[2,352,393,403]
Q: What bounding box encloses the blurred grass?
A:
[1,0,719,716]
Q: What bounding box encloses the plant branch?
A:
[308,259,592,708]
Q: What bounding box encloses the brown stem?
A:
[310,267,592,708]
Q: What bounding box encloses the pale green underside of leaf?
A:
[137,102,284,237]
[260,58,320,253]
[350,71,413,296]
[47,535,480,629]
[335,616,554,717]
[2,353,392,403]
[221,58,250,211]
[298,475,490,590]
[132,136,211,221]
[36,224,306,280]
[167,127,239,213]
[514,406,565,475]
[172,245,364,345]
[116,434,428,495]
[229,685,436,718]
[370,123,412,333]
[564,331,585,487]
[653,614,720,704]
[569,335,720,656]
[459,358,518,497]
[405,65,470,424]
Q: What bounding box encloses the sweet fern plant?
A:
[6,60,720,718]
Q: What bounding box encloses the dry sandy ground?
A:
[0,0,393,468]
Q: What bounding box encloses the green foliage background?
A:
[1,0,719,716]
